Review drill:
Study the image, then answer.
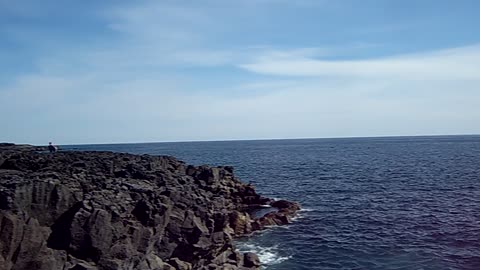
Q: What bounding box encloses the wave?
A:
[291,207,316,222]
[237,243,291,266]
[291,214,304,222]
[299,208,316,212]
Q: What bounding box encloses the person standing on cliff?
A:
[48,142,58,153]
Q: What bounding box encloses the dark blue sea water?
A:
[65,136,480,270]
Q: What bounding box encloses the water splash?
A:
[237,243,291,266]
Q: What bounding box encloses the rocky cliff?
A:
[0,144,299,270]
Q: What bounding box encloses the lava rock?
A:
[243,252,260,268]
[0,144,300,270]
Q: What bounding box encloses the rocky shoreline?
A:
[0,144,299,270]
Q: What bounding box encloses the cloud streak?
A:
[240,45,480,80]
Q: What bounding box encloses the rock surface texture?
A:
[0,144,299,270]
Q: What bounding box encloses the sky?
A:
[1,0,479,145]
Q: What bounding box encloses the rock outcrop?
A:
[0,144,299,270]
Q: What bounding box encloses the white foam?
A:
[291,213,303,222]
[277,225,291,230]
[293,210,313,221]
[237,243,291,266]
[290,207,315,222]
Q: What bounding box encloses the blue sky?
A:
[1,0,479,144]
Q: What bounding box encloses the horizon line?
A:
[44,133,480,146]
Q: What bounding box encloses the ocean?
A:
[64,135,480,270]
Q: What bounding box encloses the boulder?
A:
[243,252,260,268]
[168,258,192,270]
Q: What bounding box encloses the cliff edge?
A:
[0,144,299,270]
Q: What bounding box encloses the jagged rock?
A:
[271,199,300,211]
[219,264,238,270]
[0,143,15,147]
[168,257,192,270]
[243,253,260,268]
[0,144,300,270]
[69,262,98,270]
[229,211,252,235]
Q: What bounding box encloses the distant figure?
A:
[48,142,57,153]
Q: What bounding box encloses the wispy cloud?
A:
[240,45,480,80]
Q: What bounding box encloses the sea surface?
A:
[64,136,480,270]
